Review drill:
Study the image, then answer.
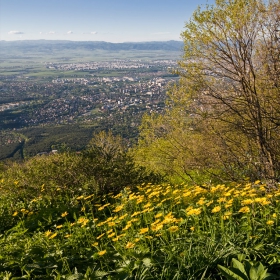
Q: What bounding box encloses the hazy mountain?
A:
[0,40,184,54]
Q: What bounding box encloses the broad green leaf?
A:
[218,264,247,280]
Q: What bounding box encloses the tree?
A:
[136,0,280,182]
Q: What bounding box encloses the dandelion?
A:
[155,213,163,218]
[92,242,98,246]
[70,222,76,227]
[61,211,68,217]
[12,211,18,217]
[266,220,274,226]
[112,237,119,242]
[126,242,135,249]
[76,195,84,200]
[64,234,71,238]
[56,225,63,229]
[273,213,277,218]
[190,226,195,231]
[98,250,107,256]
[239,206,250,213]
[139,227,149,234]
[49,233,58,239]
[211,206,221,213]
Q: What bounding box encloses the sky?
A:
[0,0,215,42]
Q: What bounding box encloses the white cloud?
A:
[8,30,24,35]
[39,32,43,34]
[67,31,73,34]
[48,31,55,34]
[91,31,98,35]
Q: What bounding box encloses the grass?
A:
[0,179,280,279]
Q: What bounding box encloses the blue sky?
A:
[0,0,215,42]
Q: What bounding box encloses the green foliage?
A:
[136,0,280,182]
[218,258,278,280]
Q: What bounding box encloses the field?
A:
[1,177,280,279]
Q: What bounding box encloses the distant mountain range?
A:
[0,40,184,53]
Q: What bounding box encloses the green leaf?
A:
[218,264,247,280]
[232,259,249,280]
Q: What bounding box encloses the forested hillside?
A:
[0,0,280,279]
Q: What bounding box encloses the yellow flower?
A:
[64,234,71,238]
[190,226,195,231]
[266,220,274,226]
[119,213,128,220]
[92,242,98,246]
[49,233,57,239]
[98,250,107,256]
[211,206,221,213]
[76,195,84,200]
[206,200,214,207]
[45,230,52,237]
[143,202,152,209]
[130,211,140,218]
[108,221,116,227]
[96,233,105,240]
[272,213,277,218]
[12,211,18,217]
[108,232,116,238]
[223,211,232,220]
[151,223,163,231]
[241,199,254,205]
[139,227,149,234]
[239,206,250,213]
[85,194,94,200]
[98,203,110,211]
[56,225,63,229]
[112,237,119,242]
[217,197,227,203]
[122,223,132,231]
[168,226,179,232]
[113,205,124,213]
[70,222,76,227]
[126,242,135,249]
[186,208,202,216]
[61,211,68,217]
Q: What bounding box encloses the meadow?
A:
[1,177,280,279]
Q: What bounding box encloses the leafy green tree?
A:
[136,0,280,182]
